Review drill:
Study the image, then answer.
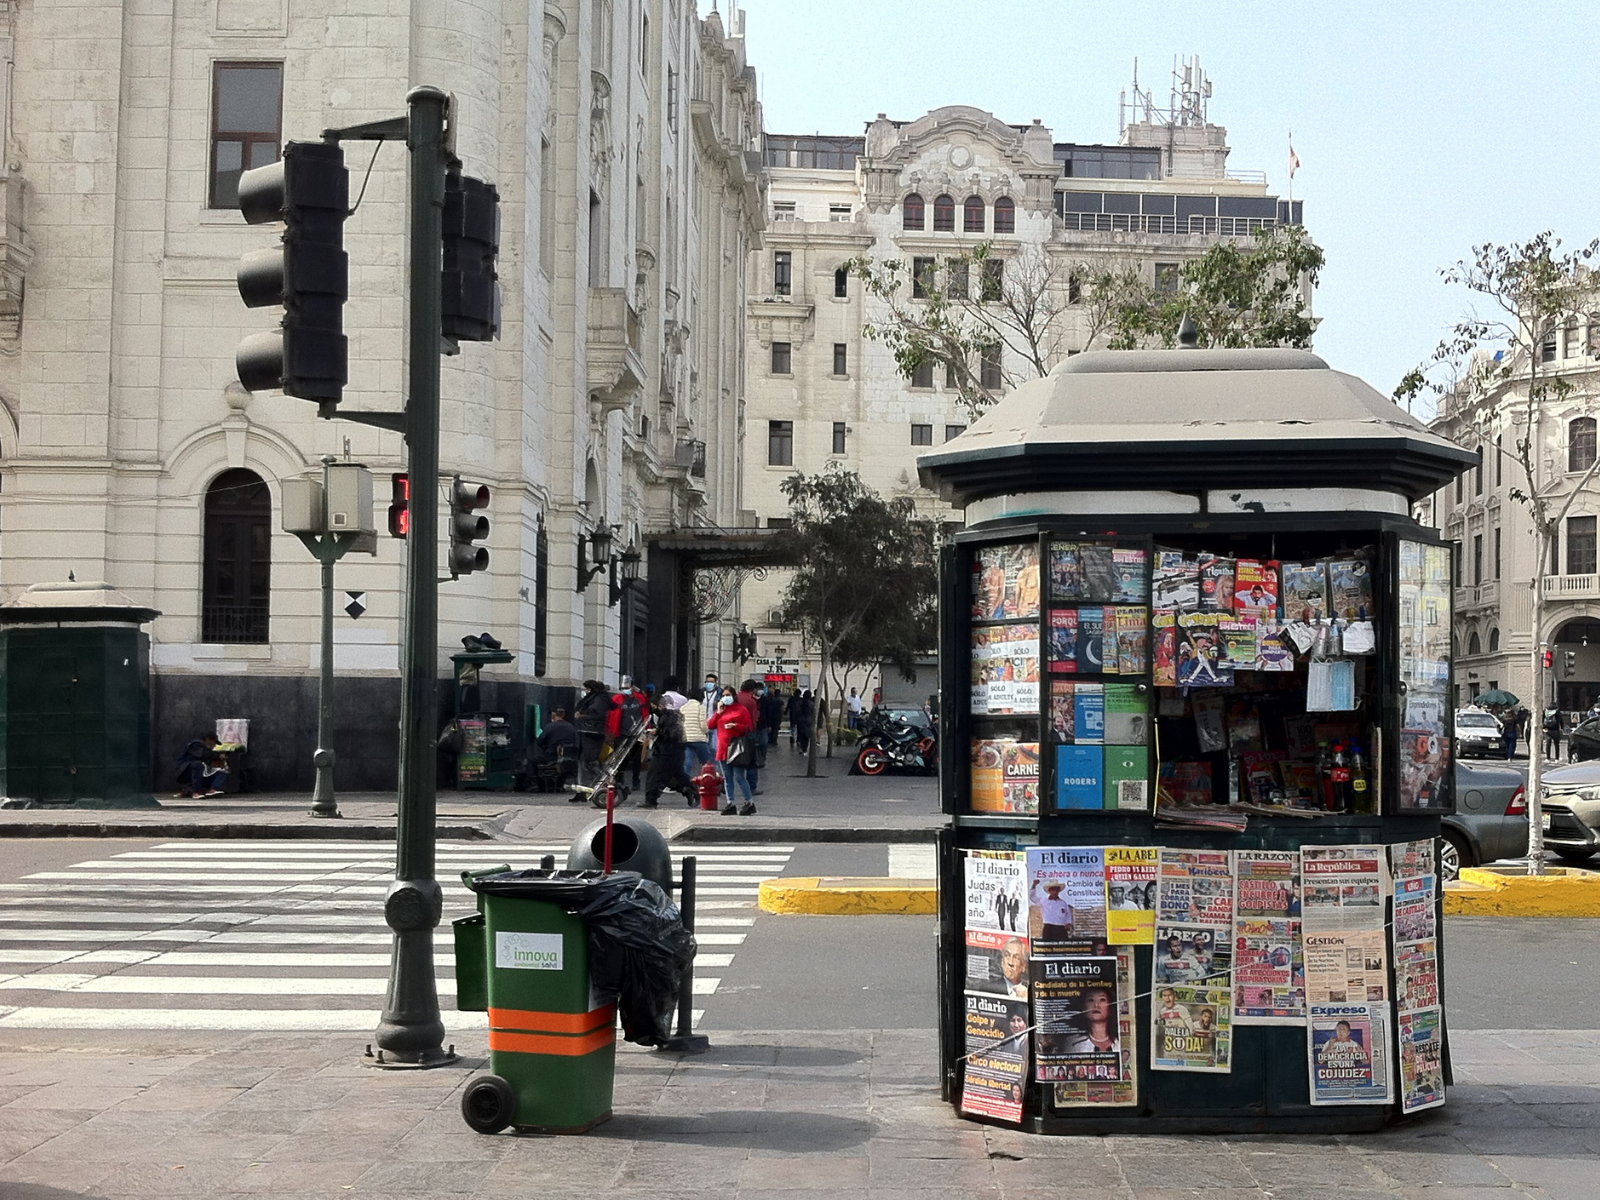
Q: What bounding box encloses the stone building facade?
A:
[739,98,1305,692]
[0,0,765,790]
[1424,323,1600,716]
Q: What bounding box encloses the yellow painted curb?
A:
[759,876,938,916]
[1445,866,1600,917]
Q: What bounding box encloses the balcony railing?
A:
[1058,212,1281,237]
[1545,574,1600,600]
[201,604,269,644]
[1457,581,1500,609]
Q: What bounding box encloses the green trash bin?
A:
[455,868,622,1135]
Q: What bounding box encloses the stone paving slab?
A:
[0,1027,1595,1199]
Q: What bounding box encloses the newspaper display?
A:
[1303,929,1389,1006]
[1393,874,1437,942]
[1234,850,1302,919]
[1395,936,1439,1012]
[1032,955,1123,1083]
[1233,917,1306,1024]
[1390,838,1436,882]
[1308,1003,1392,1105]
[1156,848,1235,927]
[1301,845,1390,931]
[970,624,1041,716]
[960,991,1029,1124]
[1397,1005,1447,1114]
[1104,846,1158,944]
[1027,847,1108,954]
[964,850,1031,1000]
[1053,948,1138,1108]
[1152,983,1233,1072]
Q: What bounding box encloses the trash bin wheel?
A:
[461,1073,516,1134]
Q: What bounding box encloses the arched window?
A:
[1570,417,1597,473]
[902,193,924,231]
[993,196,1015,234]
[933,194,955,232]
[1467,631,1482,656]
[1489,627,1500,652]
[963,195,985,233]
[201,469,272,644]
[834,265,848,298]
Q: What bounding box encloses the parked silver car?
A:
[1441,760,1528,879]
[1536,760,1600,864]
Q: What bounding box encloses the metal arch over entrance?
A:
[644,527,797,686]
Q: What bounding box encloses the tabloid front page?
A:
[1152,983,1233,1072]
[959,991,1028,1124]
[1398,1005,1447,1114]
[1032,955,1123,1084]
[1308,1002,1392,1105]
[1303,928,1389,1007]
[1053,948,1139,1108]
[1301,846,1389,932]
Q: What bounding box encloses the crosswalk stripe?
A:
[0,841,789,1031]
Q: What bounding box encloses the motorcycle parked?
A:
[853,708,938,776]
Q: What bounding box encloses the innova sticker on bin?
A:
[495,931,563,970]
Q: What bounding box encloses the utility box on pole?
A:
[282,477,324,534]
[327,463,375,533]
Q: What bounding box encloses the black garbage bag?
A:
[465,868,696,1047]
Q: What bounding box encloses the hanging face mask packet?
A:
[1341,620,1377,656]
[1306,660,1357,712]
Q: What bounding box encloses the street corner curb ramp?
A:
[758,875,937,915]
[1445,864,1600,916]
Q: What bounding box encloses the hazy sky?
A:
[736,0,1600,399]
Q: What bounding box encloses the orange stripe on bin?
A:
[488,1027,616,1057]
[488,1005,616,1035]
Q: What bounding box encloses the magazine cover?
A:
[1056,744,1104,810]
[1104,847,1158,943]
[1153,921,1232,987]
[1104,745,1150,812]
[1000,742,1041,814]
[1048,542,1084,602]
[965,928,1032,999]
[1176,612,1232,687]
[1114,606,1149,674]
[1218,617,1259,669]
[970,739,1010,813]
[960,991,1029,1124]
[1280,561,1330,622]
[1234,559,1280,618]
[965,850,1028,936]
[1398,1006,1446,1114]
[1112,547,1149,602]
[1152,983,1233,1072]
[1156,760,1214,807]
[1073,682,1105,743]
[1103,683,1148,745]
[971,543,1041,621]
[1308,1003,1392,1105]
[1027,847,1108,952]
[1152,607,1178,685]
[1328,557,1374,620]
[1080,544,1117,603]
[1153,550,1200,609]
[1255,621,1296,671]
[970,624,1040,716]
[1049,679,1076,744]
[1033,955,1123,1083]
[1076,608,1106,672]
[1052,949,1138,1108]
[1047,609,1078,672]
[1232,917,1306,1024]
[1198,554,1237,613]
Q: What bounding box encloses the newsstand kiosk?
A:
[918,343,1476,1133]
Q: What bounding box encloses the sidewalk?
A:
[0,742,944,844]
[0,1026,1594,1198]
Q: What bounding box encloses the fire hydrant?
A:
[693,763,724,811]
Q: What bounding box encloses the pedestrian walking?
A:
[607,675,649,791]
[642,680,692,808]
[1545,708,1566,761]
[571,680,613,801]
[759,686,783,747]
[1501,710,1519,760]
[708,694,758,815]
[736,681,764,791]
[794,689,815,754]
[787,689,804,747]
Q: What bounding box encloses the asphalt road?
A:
[1,839,1592,1039]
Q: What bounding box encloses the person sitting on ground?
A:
[176,734,228,798]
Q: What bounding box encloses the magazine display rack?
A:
[919,345,1476,1134]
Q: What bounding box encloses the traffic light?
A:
[1543,649,1554,669]
[235,141,349,402]
[1566,650,1578,678]
[387,473,410,539]
[448,476,490,576]
[441,170,501,342]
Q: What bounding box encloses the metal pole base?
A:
[363,1042,460,1070]
[657,1033,710,1054]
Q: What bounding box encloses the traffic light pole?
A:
[372,86,454,1067]
[294,455,358,820]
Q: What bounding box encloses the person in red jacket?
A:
[707,695,757,815]
[607,675,649,791]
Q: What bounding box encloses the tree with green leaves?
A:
[1089,223,1324,350]
[769,468,940,776]
[1397,232,1600,875]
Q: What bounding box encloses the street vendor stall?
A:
[918,342,1475,1133]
